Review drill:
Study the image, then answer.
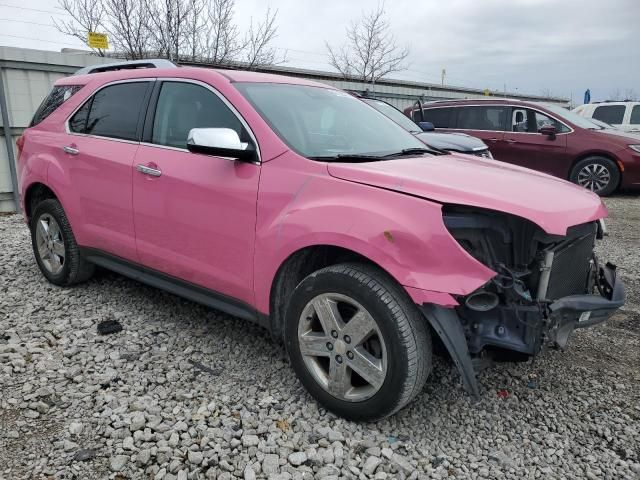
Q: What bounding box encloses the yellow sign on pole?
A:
[483,88,491,96]
[87,32,109,50]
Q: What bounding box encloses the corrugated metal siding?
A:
[0,47,113,212]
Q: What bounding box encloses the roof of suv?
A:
[55,65,330,89]
[419,98,543,108]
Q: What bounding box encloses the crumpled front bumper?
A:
[547,262,625,348]
[419,263,625,397]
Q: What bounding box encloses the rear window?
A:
[69,82,150,141]
[593,105,625,124]
[422,107,453,128]
[30,85,82,127]
[456,106,508,131]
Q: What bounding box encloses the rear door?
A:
[449,105,509,159]
[65,80,153,261]
[501,107,568,176]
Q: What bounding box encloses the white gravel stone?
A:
[0,200,638,480]
[288,451,307,466]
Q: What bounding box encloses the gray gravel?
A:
[1,196,639,480]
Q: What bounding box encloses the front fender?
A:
[254,157,496,314]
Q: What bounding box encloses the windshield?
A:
[541,103,604,129]
[362,98,421,133]
[235,83,426,159]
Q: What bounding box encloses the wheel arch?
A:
[24,182,58,222]
[569,151,623,186]
[268,244,391,340]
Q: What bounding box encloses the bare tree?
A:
[55,0,285,67]
[145,0,190,60]
[54,0,107,56]
[623,88,638,101]
[327,3,409,86]
[103,0,154,59]
[609,88,622,101]
[242,7,285,69]
[203,0,242,64]
[183,0,208,61]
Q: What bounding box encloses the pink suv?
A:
[17,60,625,420]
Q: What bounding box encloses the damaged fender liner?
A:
[419,263,625,397]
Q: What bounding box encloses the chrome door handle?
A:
[488,138,500,142]
[136,164,162,177]
[505,139,517,143]
[63,146,79,155]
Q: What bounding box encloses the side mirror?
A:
[418,121,435,132]
[187,128,256,162]
[539,125,557,138]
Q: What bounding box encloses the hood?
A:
[327,154,607,235]
[592,127,640,142]
[414,131,488,152]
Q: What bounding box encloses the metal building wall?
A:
[0,47,112,212]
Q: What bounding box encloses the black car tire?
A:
[570,156,620,196]
[30,199,94,286]
[285,263,432,421]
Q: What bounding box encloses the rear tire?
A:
[284,263,431,421]
[30,199,94,286]
[570,156,619,196]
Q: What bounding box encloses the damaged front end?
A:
[422,205,625,396]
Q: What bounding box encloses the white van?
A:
[572,102,640,133]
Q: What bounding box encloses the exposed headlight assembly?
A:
[629,145,640,153]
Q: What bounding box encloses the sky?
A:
[0,0,638,102]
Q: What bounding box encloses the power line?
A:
[0,3,66,15]
[0,18,59,29]
[0,33,83,48]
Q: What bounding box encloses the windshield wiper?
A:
[308,153,385,162]
[382,147,441,157]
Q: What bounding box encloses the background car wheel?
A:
[285,263,431,421]
[570,156,620,196]
[30,199,94,286]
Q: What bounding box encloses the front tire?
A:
[570,156,620,196]
[30,199,94,286]
[285,263,432,421]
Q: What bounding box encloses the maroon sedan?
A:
[405,99,640,195]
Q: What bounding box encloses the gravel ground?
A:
[1,196,639,480]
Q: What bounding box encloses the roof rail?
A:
[74,59,177,75]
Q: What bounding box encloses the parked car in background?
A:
[358,96,493,158]
[406,99,640,195]
[18,61,624,420]
[572,102,640,134]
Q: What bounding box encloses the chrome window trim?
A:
[148,78,261,164]
[64,78,155,141]
[64,77,262,163]
[420,104,574,135]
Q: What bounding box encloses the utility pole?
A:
[441,68,446,86]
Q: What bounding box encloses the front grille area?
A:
[545,230,596,299]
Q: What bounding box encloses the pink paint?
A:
[18,67,608,318]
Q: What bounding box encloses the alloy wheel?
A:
[35,213,66,275]
[297,293,387,402]
[577,163,611,192]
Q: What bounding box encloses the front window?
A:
[541,103,606,129]
[630,105,640,125]
[235,83,425,159]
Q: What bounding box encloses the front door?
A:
[501,107,568,176]
[132,80,260,306]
